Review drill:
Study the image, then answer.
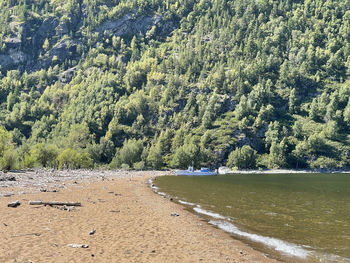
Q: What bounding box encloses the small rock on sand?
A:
[0,176,16,182]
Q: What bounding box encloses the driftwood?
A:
[29,201,81,206]
[8,200,20,207]
[68,244,89,248]
[12,232,41,238]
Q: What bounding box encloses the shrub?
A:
[146,143,163,169]
[133,161,145,170]
[309,156,340,169]
[0,150,17,171]
[31,143,58,167]
[111,139,144,168]
[22,154,36,168]
[120,163,130,170]
[169,146,191,169]
[57,148,93,169]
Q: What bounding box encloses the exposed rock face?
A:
[0,17,61,71]
[3,38,21,49]
[32,39,79,71]
[0,12,174,73]
[0,44,28,71]
[51,39,78,60]
[58,66,78,83]
[96,13,174,37]
[31,17,60,55]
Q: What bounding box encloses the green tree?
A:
[344,98,350,126]
[289,88,297,114]
[227,145,256,169]
[147,143,163,169]
[0,126,16,171]
[57,148,93,169]
[268,141,286,169]
[0,126,13,157]
[111,139,144,168]
[202,94,220,128]
[0,149,17,171]
[265,121,281,149]
[30,143,58,167]
[66,123,92,149]
[130,36,140,62]
[170,146,190,169]
[43,38,50,51]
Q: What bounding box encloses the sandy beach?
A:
[0,170,277,263]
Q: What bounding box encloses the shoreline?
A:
[0,170,277,263]
[149,177,312,263]
[218,168,350,175]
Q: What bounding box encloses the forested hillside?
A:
[0,0,350,170]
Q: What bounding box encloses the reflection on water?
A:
[154,174,350,262]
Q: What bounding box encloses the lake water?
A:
[153,174,350,262]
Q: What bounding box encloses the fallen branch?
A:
[12,232,41,238]
[68,244,89,248]
[29,201,81,206]
[8,200,20,208]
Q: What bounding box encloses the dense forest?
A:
[0,0,350,171]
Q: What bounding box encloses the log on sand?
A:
[29,201,81,206]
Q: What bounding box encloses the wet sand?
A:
[0,170,277,262]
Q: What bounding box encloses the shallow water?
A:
[154,174,350,262]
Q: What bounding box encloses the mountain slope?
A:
[0,0,350,170]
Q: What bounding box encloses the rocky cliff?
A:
[0,10,174,73]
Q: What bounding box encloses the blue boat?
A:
[175,167,217,176]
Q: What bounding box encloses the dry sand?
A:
[0,170,277,263]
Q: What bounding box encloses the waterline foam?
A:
[178,200,196,206]
[150,178,313,260]
[193,207,226,220]
[209,220,310,259]
[149,178,349,262]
